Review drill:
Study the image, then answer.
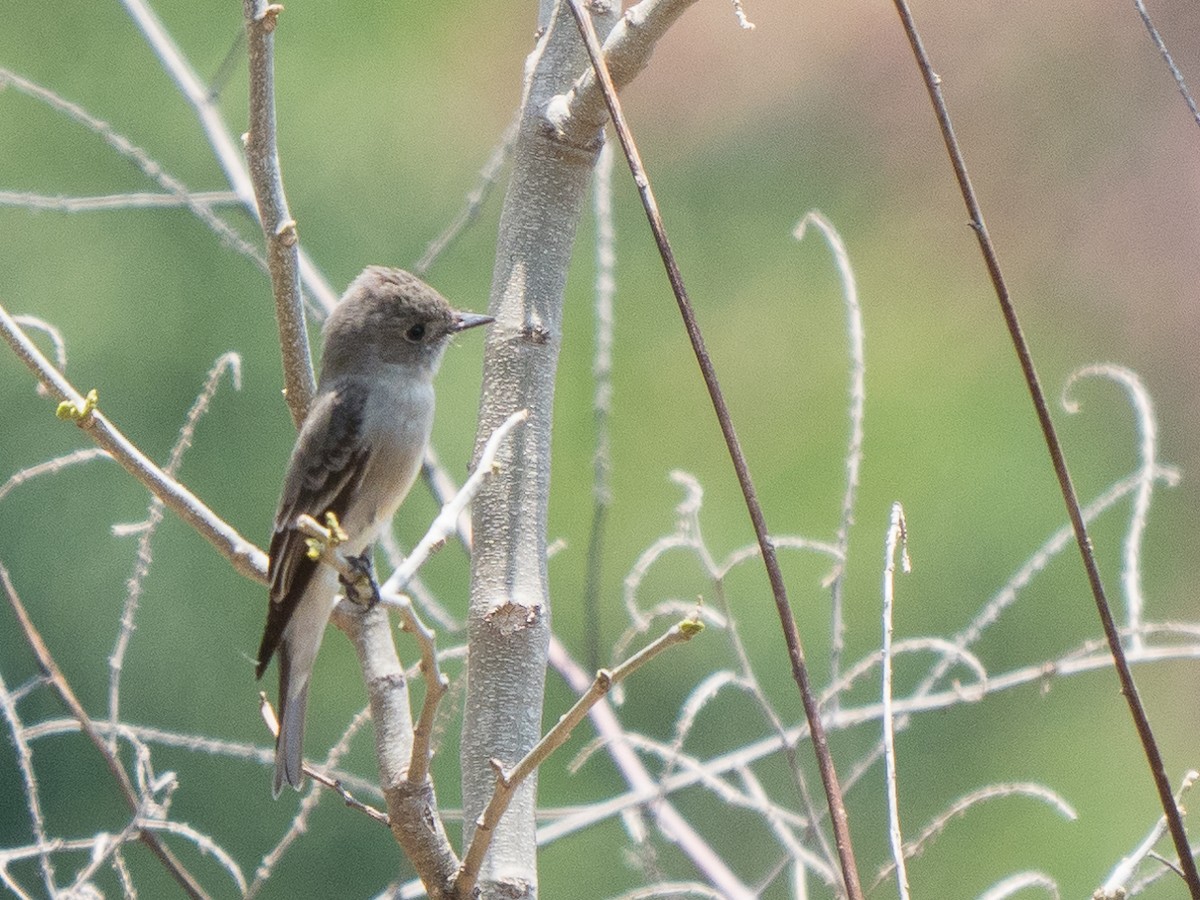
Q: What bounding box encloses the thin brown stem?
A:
[563,3,865,898]
[889,2,1200,894]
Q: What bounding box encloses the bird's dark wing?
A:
[256,379,372,678]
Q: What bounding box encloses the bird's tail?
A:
[264,566,336,796]
[272,634,314,797]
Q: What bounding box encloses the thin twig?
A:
[241,0,314,427]
[0,449,111,504]
[0,68,265,271]
[381,409,530,596]
[1062,365,1157,654]
[563,3,865,897]
[454,618,704,899]
[108,353,242,744]
[585,137,617,673]
[1099,770,1200,898]
[881,503,911,900]
[0,304,267,583]
[118,0,338,312]
[0,669,56,895]
[794,212,865,714]
[889,3,1200,892]
[871,782,1076,891]
[978,872,1060,900]
[0,190,243,212]
[418,450,765,899]
[544,625,1194,849]
[248,703,383,898]
[413,111,520,276]
[545,639,758,899]
[704,574,839,878]
[2,564,211,900]
[1131,0,1200,128]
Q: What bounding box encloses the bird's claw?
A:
[340,552,382,609]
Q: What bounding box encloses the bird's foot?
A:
[340,552,382,609]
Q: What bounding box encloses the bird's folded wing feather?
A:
[256,379,372,677]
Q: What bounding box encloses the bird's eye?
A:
[405,323,426,343]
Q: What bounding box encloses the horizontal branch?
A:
[0,190,243,212]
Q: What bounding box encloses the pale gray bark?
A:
[462,3,619,897]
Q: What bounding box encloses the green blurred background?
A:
[1,1,1198,897]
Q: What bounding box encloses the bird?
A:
[256,266,492,796]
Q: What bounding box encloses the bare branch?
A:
[890,3,1200,889]
[1130,0,1200,128]
[0,189,243,212]
[241,0,314,427]
[419,454,757,899]
[872,783,1077,890]
[108,353,242,743]
[414,111,520,276]
[881,503,911,900]
[0,303,267,583]
[382,409,530,596]
[2,563,212,900]
[119,0,339,312]
[979,872,1060,900]
[0,68,265,271]
[1062,364,1158,653]
[794,212,865,708]
[0,449,111,504]
[547,0,705,137]
[584,136,617,673]
[0,668,56,895]
[1099,770,1199,898]
[455,617,704,900]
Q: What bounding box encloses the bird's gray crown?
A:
[320,266,476,378]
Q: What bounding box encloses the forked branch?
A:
[454,617,704,899]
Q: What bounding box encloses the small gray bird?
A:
[256,266,491,796]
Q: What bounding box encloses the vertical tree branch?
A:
[584,138,617,673]
[882,503,911,900]
[462,4,619,896]
[242,0,314,427]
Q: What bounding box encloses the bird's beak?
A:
[452,311,494,332]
